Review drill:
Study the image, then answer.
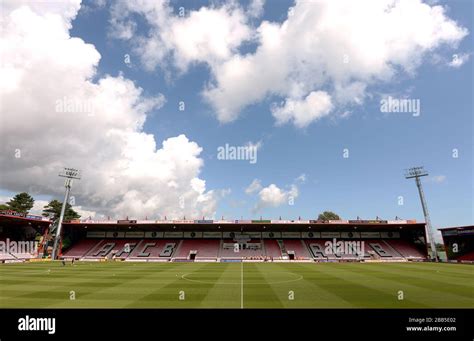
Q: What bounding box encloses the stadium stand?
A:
[306,240,329,259]
[366,240,400,258]
[43,237,430,262]
[128,239,178,259]
[82,239,140,260]
[0,210,435,263]
[219,239,266,258]
[457,251,474,261]
[305,239,413,260]
[264,239,282,259]
[11,253,36,260]
[175,239,220,260]
[283,240,311,260]
[62,239,103,258]
[439,225,474,262]
[0,253,17,261]
[0,238,38,260]
[383,239,425,259]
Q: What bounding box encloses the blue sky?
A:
[0,0,472,237]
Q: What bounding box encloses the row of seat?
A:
[61,238,426,261]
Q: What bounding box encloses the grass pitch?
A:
[0,261,472,308]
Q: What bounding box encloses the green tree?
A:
[42,200,80,221]
[0,204,9,210]
[6,192,35,213]
[318,211,341,221]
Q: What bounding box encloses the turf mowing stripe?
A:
[191,263,242,308]
[242,263,285,308]
[275,262,355,308]
[78,263,197,307]
[257,262,309,308]
[0,262,135,306]
[319,263,467,308]
[391,263,474,281]
[196,263,241,308]
[340,263,474,307]
[357,263,474,300]
[2,262,185,308]
[299,263,430,308]
[1,262,473,308]
[131,263,228,308]
[54,262,188,308]
[387,262,474,275]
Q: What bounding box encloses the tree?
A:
[6,192,34,213]
[42,200,80,222]
[0,204,9,210]
[318,211,341,221]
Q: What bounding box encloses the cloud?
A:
[447,53,470,68]
[247,0,265,19]
[246,140,263,150]
[111,0,468,127]
[109,1,253,73]
[255,184,298,211]
[204,0,467,125]
[271,91,334,128]
[245,179,262,194]
[295,174,306,184]
[246,178,300,212]
[428,175,447,183]
[29,200,51,216]
[0,1,218,219]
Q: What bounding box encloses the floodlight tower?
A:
[51,168,81,260]
[404,166,438,261]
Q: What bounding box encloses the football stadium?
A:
[1,0,473,339]
[1,210,473,308]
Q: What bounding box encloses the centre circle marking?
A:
[180,271,303,285]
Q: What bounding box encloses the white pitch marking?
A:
[180,271,303,285]
[241,261,243,309]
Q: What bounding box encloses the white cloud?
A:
[204,0,468,126]
[245,179,262,194]
[29,200,50,216]
[245,140,263,151]
[295,174,306,183]
[0,194,99,219]
[247,0,265,19]
[0,1,218,219]
[74,206,99,219]
[255,184,298,211]
[0,195,13,207]
[428,175,447,183]
[448,53,470,68]
[109,1,253,73]
[111,0,468,127]
[271,91,334,128]
[246,178,300,212]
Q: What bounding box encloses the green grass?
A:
[0,261,473,308]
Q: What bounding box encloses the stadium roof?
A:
[61,219,425,232]
[438,225,474,232]
[0,212,51,227]
[0,210,426,231]
[438,225,474,231]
